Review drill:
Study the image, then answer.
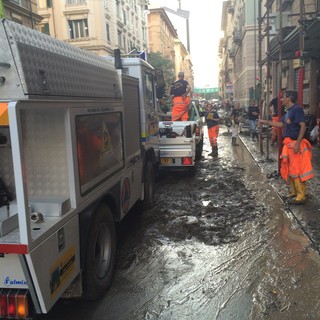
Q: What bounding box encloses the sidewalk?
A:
[239,128,320,251]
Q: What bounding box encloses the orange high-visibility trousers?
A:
[280,137,314,182]
[171,96,190,121]
[208,125,219,147]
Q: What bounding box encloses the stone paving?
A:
[238,127,320,251]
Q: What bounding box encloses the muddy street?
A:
[41,127,320,320]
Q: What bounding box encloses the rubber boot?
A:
[212,146,218,157]
[232,137,239,146]
[288,177,297,198]
[254,132,259,141]
[208,147,215,156]
[289,179,306,205]
[251,132,255,141]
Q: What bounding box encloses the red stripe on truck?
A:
[0,244,28,254]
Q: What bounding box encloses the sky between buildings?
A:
[149,0,224,88]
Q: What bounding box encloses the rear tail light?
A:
[0,289,29,319]
[182,157,193,165]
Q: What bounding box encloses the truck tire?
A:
[195,137,204,160]
[83,203,116,300]
[143,161,155,210]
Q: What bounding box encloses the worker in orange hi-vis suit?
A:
[260,89,314,205]
[205,102,220,157]
[170,72,191,121]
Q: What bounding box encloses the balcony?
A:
[228,48,235,59]
[228,6,234,14]
[232,29,242,45]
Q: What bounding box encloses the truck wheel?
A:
[143,161,155,210]
[195,138,204,160]
[83,204,116,300]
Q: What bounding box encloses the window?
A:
[117,30,122,48]
[144,72,155,111]
[9,0,29,10]
[68,19,89,39]
[66,0,86,5]
[142,26,146,41]
[123,35,127,52]
[40,23,50,35]
[123,10,127,25]
[116,0,121,17]
[106,23,110,42]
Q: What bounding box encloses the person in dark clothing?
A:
[205,103,220,156]
[259,90,314,205]
[248,99,260,141]
[231,102,241,146]
[170,72,191,121]
[269,97,280,145]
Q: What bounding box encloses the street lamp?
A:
[163,0,190,53]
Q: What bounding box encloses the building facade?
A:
[219,0,266,108]
[2,0,43,28]
[147,7,177,62]
[37,0,148,56]
[147,6,193,93]
[220,0,320,118]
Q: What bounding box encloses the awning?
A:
[264,19,320,63]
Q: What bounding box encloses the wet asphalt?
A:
[40,125,320,320]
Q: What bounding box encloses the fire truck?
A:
[0,19,164,318]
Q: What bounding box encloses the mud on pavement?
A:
[42,127,320,320]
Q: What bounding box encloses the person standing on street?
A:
[231,101,241,146]
[268,97,280,146]
[248,99,260,141]
[259,90,314,205]
[205,103,220,157]
[170,72,191,121]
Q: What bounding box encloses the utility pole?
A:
[258,0,263,154]
[265,0,271,160]
[277,0,283,174]
[297,0,305,107]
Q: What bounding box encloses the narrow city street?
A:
[40,126,320,320]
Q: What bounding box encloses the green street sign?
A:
[194,87,219,94]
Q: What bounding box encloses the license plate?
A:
[161,158,172,164]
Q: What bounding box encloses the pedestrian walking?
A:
[259,90,314,205]
[231,101,241,146]
[205,103,220,156]
[170,72,191,121]
[248,99,260,141]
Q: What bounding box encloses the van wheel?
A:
[83,204,116,300]
[143,161,155,210]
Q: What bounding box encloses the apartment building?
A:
[219,0,266,107]
[220,0,320,117]
[2,0,43,28]
[148,6,193,90]
[37,0,148,56]
[266,0,320,116]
